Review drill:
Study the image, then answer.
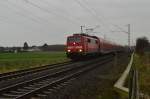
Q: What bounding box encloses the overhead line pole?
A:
[111,24,131,48]
[128,24,131,48]
[80,26,85,33]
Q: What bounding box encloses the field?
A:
[0,52,68,73]
[133,53,150,95]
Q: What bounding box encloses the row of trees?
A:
[23,42,65,51]
[0,42,64,53]
[23,42,48,50]
[136,37,149,55]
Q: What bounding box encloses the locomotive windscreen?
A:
[67,37,81,43]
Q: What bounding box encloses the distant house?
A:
[40,44,65,51]
[3,47,22,53]
[3,47,13,52]
[26,46,41,52]
[0,44,65,53]
[0,47,4,52]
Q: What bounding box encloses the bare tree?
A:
[41,43,49,51]
[23,42,29,50]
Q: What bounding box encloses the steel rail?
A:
[0,55,113,99]
[0,61,70,77]
[0,61,81,89]
[0,61,72,81]
[16,57,113,99]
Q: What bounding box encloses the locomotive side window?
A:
[87,38,97,44]
[95,40,98,44]
[68,37,81,42]
[91,39,96,44]
[87,39,91,43]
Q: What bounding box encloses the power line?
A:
[24,0,81,26]
[1,0,41,24]
[12,0,76,31]
[112,24,128,34]
[73,0,113,33]
[6,0,79,31]
[6,0,53,26]
[0,0,52,33]
[14,0,56,25]
[81,0,128,34]
[40,0,83,25]
[83,0,105,23]
[84,0,120,33]
[0,2,38,25]
[74,0,102,23]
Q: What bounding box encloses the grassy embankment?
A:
[0,52,68,73]
[133,53,150,95]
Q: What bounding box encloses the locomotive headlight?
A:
[79,49,82,52]
[67,50,71,52]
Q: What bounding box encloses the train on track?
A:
[66,33,123,59]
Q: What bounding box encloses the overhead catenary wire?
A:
[80,0,128,35]
[24,0,82,26]
[6,0,78,32]
[5,0,52,26]
[18,1,56,25]
[7,0,69,32]
[39,0,84,25]
[0,0,41,24]
[0,1,42,29]
[74,0,102,22]
[73,0,114,33]
[2,0,127,35]
[0,0,55,33]
[1,0,79,33]
[86,0,127,34]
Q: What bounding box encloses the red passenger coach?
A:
[66,33,100,59]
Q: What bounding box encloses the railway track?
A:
[0,55,114,99]
[0,61,72,81]
[0,61,85,89]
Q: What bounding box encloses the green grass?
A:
[133,53,150,95]
[0,52,68,73]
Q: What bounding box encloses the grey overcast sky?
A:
[0,0,150,46]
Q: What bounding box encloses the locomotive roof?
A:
[69,33,121,46]
[73,33,99,39]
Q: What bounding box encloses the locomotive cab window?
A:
[67,37,81,43]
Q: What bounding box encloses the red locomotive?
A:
[66,33,122,59]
